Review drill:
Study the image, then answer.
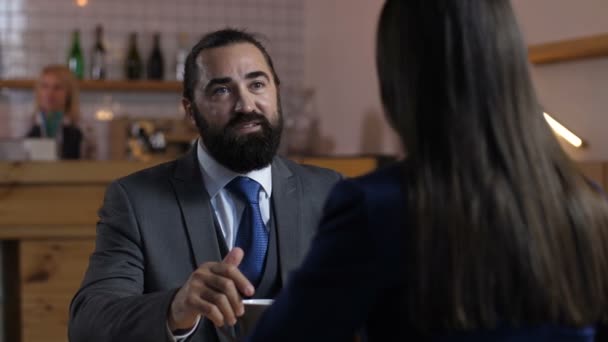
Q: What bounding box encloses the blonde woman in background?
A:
[26,64,95,159]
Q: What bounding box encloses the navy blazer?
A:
[247,162,597,342]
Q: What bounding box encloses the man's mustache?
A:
[226,112,271,130]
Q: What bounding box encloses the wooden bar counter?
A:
[0,158,379,342]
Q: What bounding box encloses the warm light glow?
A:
[543,112,584,148]
[76,0,88,7]
[95,109,114,121]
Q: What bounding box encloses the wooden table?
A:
[0,157,379,342]
[3,158,603,342]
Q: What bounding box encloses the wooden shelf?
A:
[528,33,608,65]
[165,132,198,144]
[0,79,182,92]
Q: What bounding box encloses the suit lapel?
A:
[271,157,301,284]
[170,148,222,267]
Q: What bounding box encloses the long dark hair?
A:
[377,0,608,332]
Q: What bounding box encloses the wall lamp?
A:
[543,112,586,148]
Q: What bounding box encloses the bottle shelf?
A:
[528,33,608,65]
[0,79,182,92]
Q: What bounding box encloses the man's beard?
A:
[192,104,283,173]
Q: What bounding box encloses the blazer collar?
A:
[269,157,301,284]
[171,147,222,266]
[173,148,301,282]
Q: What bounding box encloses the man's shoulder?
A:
[113,159,178,189]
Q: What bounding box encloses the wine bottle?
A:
[124,32,143,80]
[146,33,164,80]
[90,25,107,80]
[67,29,84,79]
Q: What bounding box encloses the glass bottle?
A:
[124,32,143,80]
[146,33,164,80]
[90,25,107,80]
[67,29,84,79]
[175,32,189,81]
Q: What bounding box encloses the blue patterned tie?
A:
[227,176,269,286]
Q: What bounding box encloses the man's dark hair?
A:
[182,28,281,102]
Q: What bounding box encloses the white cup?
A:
[219,299,273,341]
[238,299,273,336]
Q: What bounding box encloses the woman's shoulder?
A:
[348,160,405,203]
[352,160,403,184]
[324,161,406,227]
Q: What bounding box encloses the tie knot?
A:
[227,176,261,204]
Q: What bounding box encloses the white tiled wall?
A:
[0,0,305,156]
[0,0,304,80]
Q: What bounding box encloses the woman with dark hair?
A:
[246,0,608,341]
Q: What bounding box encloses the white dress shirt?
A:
[197,140,272,249]
[170,140,273,341]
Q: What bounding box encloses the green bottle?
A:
[146,33,165,80]
[125,32,143,80]
[67,29,84,79]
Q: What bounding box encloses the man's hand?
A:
[168,248,254,330]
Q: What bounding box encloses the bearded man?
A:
[69,29,341,342]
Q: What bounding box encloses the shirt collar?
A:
[196,139,272,199]
[35,112,73,125]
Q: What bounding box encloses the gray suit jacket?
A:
[68,149,341,342]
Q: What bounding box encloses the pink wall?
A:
[2,1,605,159]
[303,0,608,159]
[512,0,608,160]
[303,0,400,156]
[512,0,608,43]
